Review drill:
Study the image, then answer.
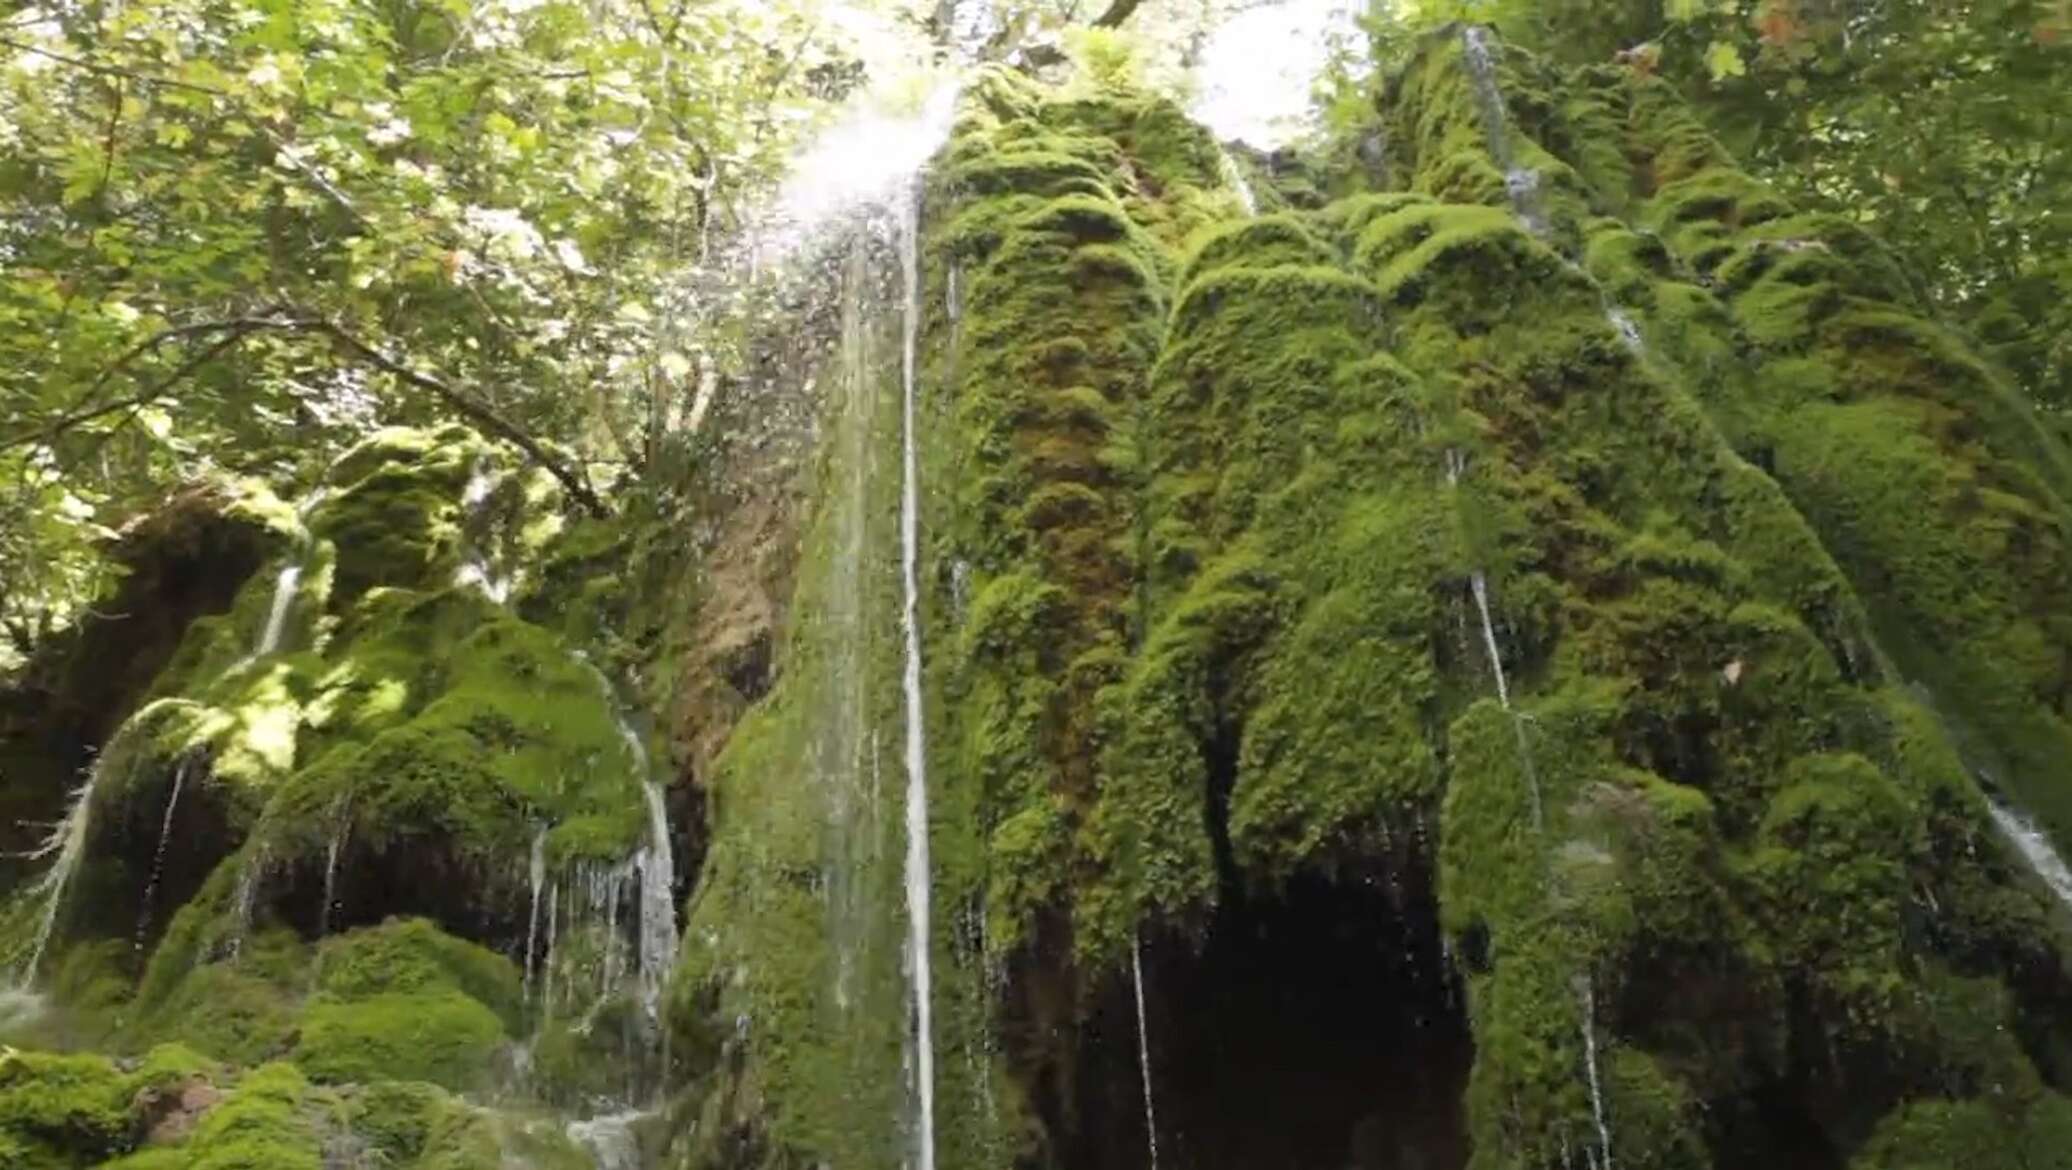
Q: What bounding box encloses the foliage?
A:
[0,0,863,665]
[1387,0,2072,420]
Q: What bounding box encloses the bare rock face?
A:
[135,1076,222,1146]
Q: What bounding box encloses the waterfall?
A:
[1468,572,1511,708]
[542,880,560,1014]
[1470,570,1544,828]
[17,760,108,984]
[1984,794,2072,912]
[637,780,678,1021]
[316,810,347,943]
[1216,145,1257,216]
[1606,308,1644,355]
[255,563,303,655]
[525,825,548,998]
[132,756,192,954]
[897,174,939,1170]
[1131,931,1161,1170]
[1458,26,1545,236]
[1577,976,1615,1170]
[225,842,269,962]
[566,1107,655,1170]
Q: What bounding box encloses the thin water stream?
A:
[897,172,939,1170]
[1132,930,1162,1170]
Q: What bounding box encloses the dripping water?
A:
[255,563,303,656]
[16,758,108,984]
[1606,308,1644,355]
[1984,791,2072,911]
[1458,26,1545,237]
[637,779,678,1023]
[897,172,939,1170]
[1470,571,1543,829]
[1577,975,1614,1170]
[316,809,347,942]
[132,756,193,954]
[1216,145,1257,216]
[1468,571,1512,709]
[1131,930,1161,1170]
[525,824,548,998]
[225,842,269,962]
[543,879,560,1014]
[566,1106,655,1170]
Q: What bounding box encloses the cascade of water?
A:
[1131,930,1161,1170]
[132,756,193,954]
[543,879,560,1014]
[255,563,303,656]
[1471,571,1543,828]
[1458,25,1546,236]
[17,759,109,984]
[897,173,939,1170]
[566,1107,655,1170]
[1216,146,1258,216]
[602,862,628,997]
[225,843,269,962]
[1468,572,1511,708]
[1577,976,1615,1170]
[317,815,347,942]
[637,780,678,1021]
[525,825,548,998]
[1606,308,1644,354]
[1984,794,2072,911]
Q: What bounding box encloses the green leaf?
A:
[1706,39,1749,80]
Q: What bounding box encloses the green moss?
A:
[294,990,504,1092]
[1850,1094,2072,1170]
[310,425,493,601]
[180,1062,321,1170]
[0,1048,131,1166]
[311,918,523,1027]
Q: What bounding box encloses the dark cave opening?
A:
[1154,871,1472,1170]
[1056,866,1472,1170]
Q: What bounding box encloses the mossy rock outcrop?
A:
[662,27,2072,1170]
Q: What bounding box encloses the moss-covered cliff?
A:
[7,24,2072,1170]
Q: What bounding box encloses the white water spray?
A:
[256,563,302,655]
[1985,795,2072,912]
[1131,930,1161,1170]
[897,174,939,1170]
[132,756,192,953]
[525,825,548,997]
[17,760,108,984]
[637,779,678,1021]
[1606,308,1644,355]
[1577,976,1614,1170]
[1470,571,1543,828]
[225,843,268,962]
[316,815,346,942]
[1216,146,1257,216]
[566,1107,655,1170]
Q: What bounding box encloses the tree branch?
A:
[296,319,610,517]
[6,313,611,517]
[1090,0,1145,27]
[0,36,228,96]
[1,327,259,453]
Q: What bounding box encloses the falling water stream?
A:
[897,172,939,1170]
[1577,976,1614,1170]
[1216,146,1257,216]
[525,825,548,997]
[18,762,107,984]
[1131,931,1161,1170]
[1985,794,2072,911]
[255,563,303,656]
[131,756,192,954]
